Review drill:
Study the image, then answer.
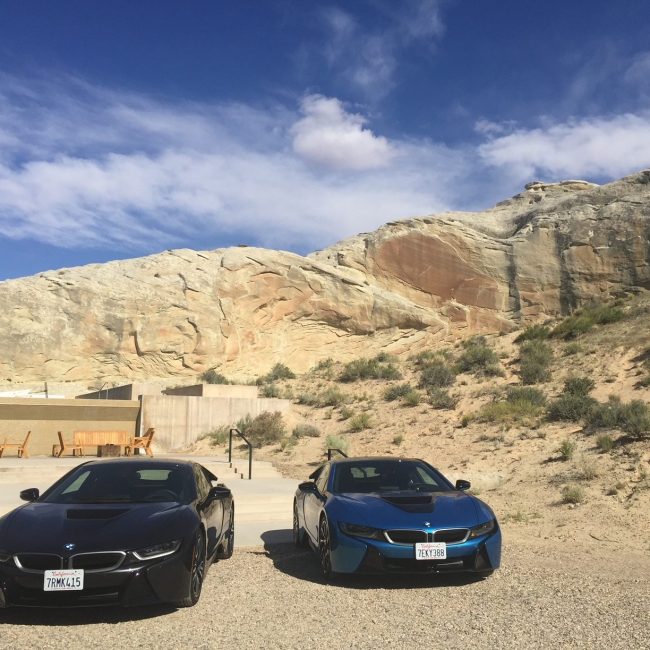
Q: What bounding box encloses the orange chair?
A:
[0,431,31,458]
[53,431,84,458]
[126,428,155,457]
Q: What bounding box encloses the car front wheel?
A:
[318,516,333,579]
[176,529,206,607]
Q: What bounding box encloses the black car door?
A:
[303,463,330,541]
[194,465,223,557]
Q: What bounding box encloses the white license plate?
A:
[415,542,447,560]
[43,569,84,591]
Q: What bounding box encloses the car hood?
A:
[328,491,491,529]
[0,502,196,553]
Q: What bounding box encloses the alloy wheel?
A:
[318,516,332,579]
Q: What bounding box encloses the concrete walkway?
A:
[0,454,297,547]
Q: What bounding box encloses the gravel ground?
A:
[1,540,648,650]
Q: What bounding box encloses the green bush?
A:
[384,383,413,401]
[519,340,553,384]
[561,484,586,504]
[265,363,296,382]
[280,436,297,451]
[325,434,349,455]
[428,388,458,410]
[419,360,456,388]
[520,360,551,384]
[564,376,595,396]
[506,386,546,406]
[455,336,500,374]
[471,394,544,424]
[551,303,624,339]
[292,423,321,438]
[236,411,286,447]
[514,324,551,343]
[296,392,319,406]
[547,393,597,422]
[339,357,402,382]
[557,439,576,460]
[319,387,347,407]
[349,412,373,432]
[392,434,404,446]
[401,390,421,407]
[260,383,280,398]
[339,406,354,420]
[203,424,231,447]
[586,396,650,438]
[563,343,582,356]
[200,369,230,384]
[596,433,614,452]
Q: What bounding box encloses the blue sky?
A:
[1,0,649,280]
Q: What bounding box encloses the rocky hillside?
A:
[1,170,649,385]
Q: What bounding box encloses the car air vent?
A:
[70,552,126,572]
[384,529,427,544]
[15,553,63,572]
[433,528,469,544]
[66,509,128,520]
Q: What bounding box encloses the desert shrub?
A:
[557,439,576,460]
[265,363,296,382]
[419,360,456,388]
[401,390,421,407]
[203,424,231,447]
[551,303,624,339]
[514,324,551,343]
[319,387,347,407]
[325,434,349,455]
[585,396,650,438]
[564,376,595,397]
[314,358,334,370]
[236,411,286,447]
[280,436,297,451]
[547,394,597,422]
[563,342,582,356]
[519,340,553,384]
[384,383,413,401]
[561,484,586,504]
[472,395,544,424]
[200,369,230,384]
[296,392,318,406]
[349,412,373,432]
[393,434,404,446]
[260,383,281,398]
[455,336,500,374]
[596,433,614,452]
[506,386,547,406]
[374,352,394,363]
[428,388,458,410]
[577,457,599,480]
[339,357,401,382]
[292,423,321,438]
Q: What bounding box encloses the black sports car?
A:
[0,458,234,608]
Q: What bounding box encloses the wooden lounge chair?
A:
[53,431,84,458]
[0,431,31,458]
[126,427,155,457]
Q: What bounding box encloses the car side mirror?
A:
[207,486,232,501]
[455,479,471,491]
[298,481,318,493]
[20,488,39,502]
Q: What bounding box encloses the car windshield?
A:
[40,463,194,504]
[332,460,452,494]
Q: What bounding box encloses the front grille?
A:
[70,552,126,572]
[433,528,469,544]
[384,530,427,544]
[14,554,63,572]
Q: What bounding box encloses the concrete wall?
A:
[77,383,164,400]
[141,395,291,450]
[163,384,258,399]
[0,398,140,456]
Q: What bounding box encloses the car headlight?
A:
[0,552,10,563]
[469,519,496,538]
[339,522,385,540]
[133,539,182,561]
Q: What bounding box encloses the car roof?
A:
[329,456,425,466]
[76,458,197,469]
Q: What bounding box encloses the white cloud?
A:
[291,95,394,170]
[0,77,464,253]
[479,113,650,180]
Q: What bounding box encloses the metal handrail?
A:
[327,448,348,460]
[229,428,253,480]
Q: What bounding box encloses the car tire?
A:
[217,505,235,560]
[318,515,333,580]
[292,502,308,548]
[477,570,494,579]
[176,529,206,608]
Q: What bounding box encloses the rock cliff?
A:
[1,170,649,384]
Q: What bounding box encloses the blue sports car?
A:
[293,457,501,578]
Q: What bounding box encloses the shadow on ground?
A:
[260,530,484,590]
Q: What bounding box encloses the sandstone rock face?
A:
[1,170,649,384]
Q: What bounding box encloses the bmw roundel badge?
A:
[64,543,76,551]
